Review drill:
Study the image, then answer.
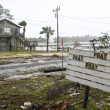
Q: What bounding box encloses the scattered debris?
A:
[71,100,83,106]
[24,102,31,106]
[46,74,52,77]
[21,106,27,110]
[35,83,40,86]
[73,90,76,93]
[51,54,60,58]
[0,105,7,108]
[44,100,70,110]
[88,97,91,100]
[32,103,45,109]
[70,93,80,97]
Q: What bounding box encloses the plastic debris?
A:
[24,102,31,106]
[70,93,80,97]
[88,97,91,100]
[0,105,7,108]
[21,106,27,110]
[88,97,91,105]
[73,90,76,93]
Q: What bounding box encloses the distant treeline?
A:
[27,36,46,43]
[54,35,98,43]
[27,35,98,43]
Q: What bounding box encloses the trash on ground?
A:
[0,105,7,108]
[71,100,83,106]
[24,102,31,106]
[21,106,27,110]
[73,90,76,93]
[44,100,70,110]
[70,93,80,97]
[88,97,91,100]
[35,83,40,86]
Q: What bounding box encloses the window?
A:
[4,28,10,35]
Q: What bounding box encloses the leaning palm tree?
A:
[40,26,55,51]
[19,21,27,40]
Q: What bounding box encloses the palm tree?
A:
[40,26,55,51]
[19,21,27,40]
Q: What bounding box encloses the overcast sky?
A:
[1,0,110,42]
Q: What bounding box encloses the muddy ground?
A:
[0,53,110,110]
[0,53,68,78]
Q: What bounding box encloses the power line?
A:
[59,15,110,24]
[13,20,107,31]
[58,23,104,30]
[12,17,110,30]
[14,18,56,23]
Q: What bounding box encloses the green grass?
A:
[0,73,110,110]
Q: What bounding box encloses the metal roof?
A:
[0,19,21,28]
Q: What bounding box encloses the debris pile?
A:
[31,100,70,110]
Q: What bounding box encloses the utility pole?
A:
[53,6,60,52]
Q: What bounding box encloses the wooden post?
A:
[61,38,63,77]
[28,47,30,51]
[83,86,89,108]
[83,39,95,108]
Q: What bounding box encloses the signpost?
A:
[75,41,78,44]
[66,48,110,108]
[61,38,63,77]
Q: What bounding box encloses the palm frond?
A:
[19,21,27,26]
[39,31,45,34]
[42,27,48,33]
[40,26,55,37]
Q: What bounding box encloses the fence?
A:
[35,44,90,52]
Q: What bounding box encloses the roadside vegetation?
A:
[0,51,68,56]
[0,72,110,110]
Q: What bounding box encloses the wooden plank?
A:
[69,48,110,60]
[67,64,110,80]
[83,57,110,67]
[69,49,94,58]
[68,59,85,67]
[68,54,110,67]
[66,48,110,93]
[66,75,110,92]
[66,69,110,86]
[68,59,110,74]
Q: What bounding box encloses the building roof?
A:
[0,19,21,28]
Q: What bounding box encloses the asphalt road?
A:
[0,60,67,70]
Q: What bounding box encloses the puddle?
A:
[37,60,46,63]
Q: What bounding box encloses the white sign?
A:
[34,42,38,46]
[66,48,110,92]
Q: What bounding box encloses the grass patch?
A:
[0,51,68,56]
[0,73,109,110]
[0,61,13,65]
